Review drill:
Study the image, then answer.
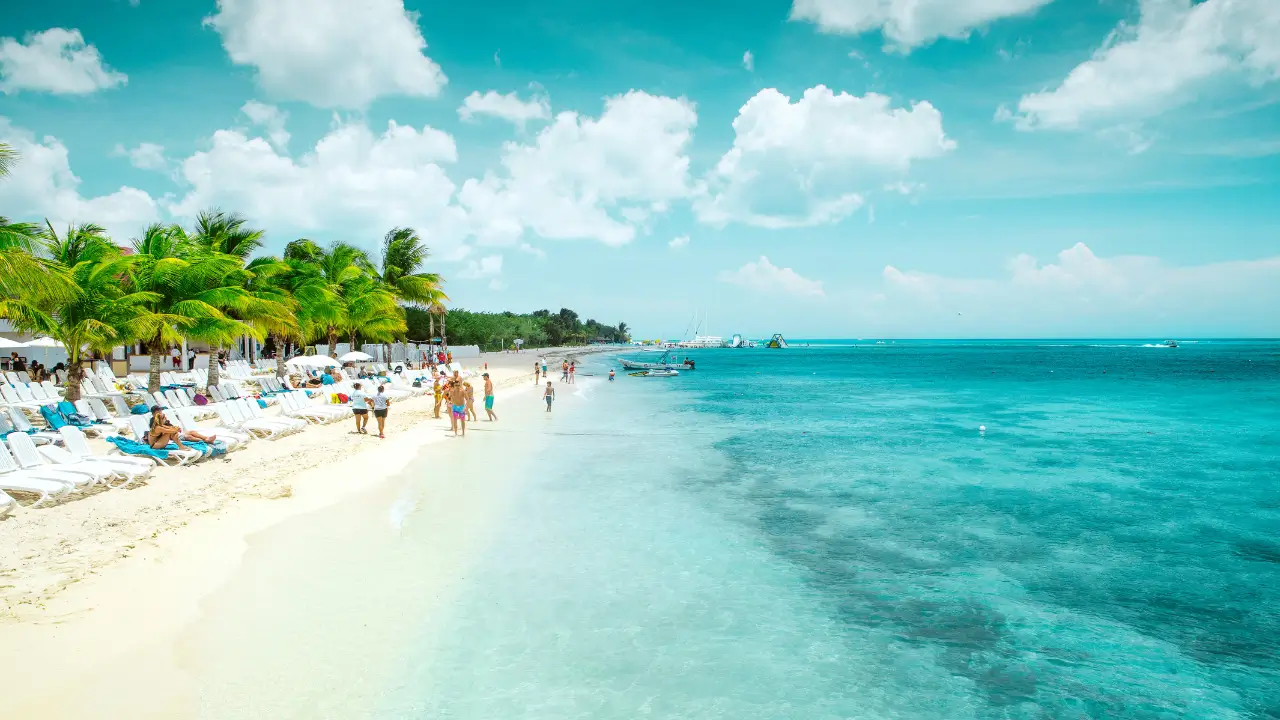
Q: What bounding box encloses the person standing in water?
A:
[608,369,615,381]
[543,381,555,413]
[483,373,498,421]
[350,381,370,434]
[447,379,468,436]
[372,384,391,438]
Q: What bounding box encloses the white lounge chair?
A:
[0,444,74,507]
[235,397,306,434]
[59,427,156,481]
[171,406,248,450]
[6,407,61,444]
[0,489,13,517]
[7,433,105,489]
[79,398,132,433]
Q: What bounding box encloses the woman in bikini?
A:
[147,407,216,449]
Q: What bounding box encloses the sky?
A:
[1,0,1278,339]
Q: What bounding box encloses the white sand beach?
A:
[0,349,605,718]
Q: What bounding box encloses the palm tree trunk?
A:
[273,334,286,378]
[64,354,85,402]
[327,328,338,357]
[148,334,164,393]
[206,343,221,391]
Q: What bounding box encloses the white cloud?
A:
[669,234,690,249]
[460,90,697,247]
[458,254,503,279]
[719,256,825,298]
[789,0,1054,51]
[112,142,167,171]
[167,116,468,256]
[0,118,159,240]
[0,28,127,95]
[1005,0,1280,131]
[240,100,290,151]
[204,0,447,109]
[884,180,924,195]
[743,50,755,71]
[695,86,954,229]
[875,242,1280,336]
[518,242,546,259]
[458,90,551,128]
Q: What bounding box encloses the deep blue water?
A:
[390,340,1280,719]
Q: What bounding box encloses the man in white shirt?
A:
[187,348,197,370]
[349,382,370,434]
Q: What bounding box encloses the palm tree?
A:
[0,216,77,311]
[4,223,153,401]
[128,223,259,392]
[370,227,447,306]
[260,251,336,377]
[192,209,266,390]
[0,142,16,179]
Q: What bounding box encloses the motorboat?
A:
[1164,340,1178,348]
[629,369,679,377]
[619,350,695,371]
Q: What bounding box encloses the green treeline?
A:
[406,307,629,350]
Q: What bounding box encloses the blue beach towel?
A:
[256,398,268,409]
[130,403,150,414]
[39,404,68,430]
[107,435,170,460]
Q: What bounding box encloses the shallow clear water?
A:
[384,341,1280,719]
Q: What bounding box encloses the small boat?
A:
[619,350,695,371]
[1164,340,1178,348]
[630,369,679,377]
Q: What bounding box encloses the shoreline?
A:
[0,350,611,716]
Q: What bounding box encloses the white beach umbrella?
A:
[22,336,64,365]
[338,351,373,362]
[286,355,340,368]
[0,337,26,349]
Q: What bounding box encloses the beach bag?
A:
[337,393,350,403]
[130,403,149,415]
[193,393,209,405]
[257,398,268,409]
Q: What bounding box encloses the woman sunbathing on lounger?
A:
[148,407,216,449]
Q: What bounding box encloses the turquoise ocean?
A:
[381,340,1279,719]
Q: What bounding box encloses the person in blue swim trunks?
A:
[543,381,555,413]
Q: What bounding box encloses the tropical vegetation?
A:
[0,143,626,400]
[406,306,629,351]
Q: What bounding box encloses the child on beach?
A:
[483,373,498,421]
[543,381,555,413]
[569,361,576,384]
[534,361,540,384]
[464,382,477,422]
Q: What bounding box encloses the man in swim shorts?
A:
[543,381,555,413]
[447,379,467,437]
[483,373,497,421]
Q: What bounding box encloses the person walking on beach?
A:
[561,360,569,382]
[187,347,196,370]
[569,361,576,384]
[543,381,555,413]
[372,385,391,438]
[541,358,548,379]
[447,380,467,437]
[534,360,541,385]
[483,373,498,421]
[464,382,477,422]
[349,382,370,434]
